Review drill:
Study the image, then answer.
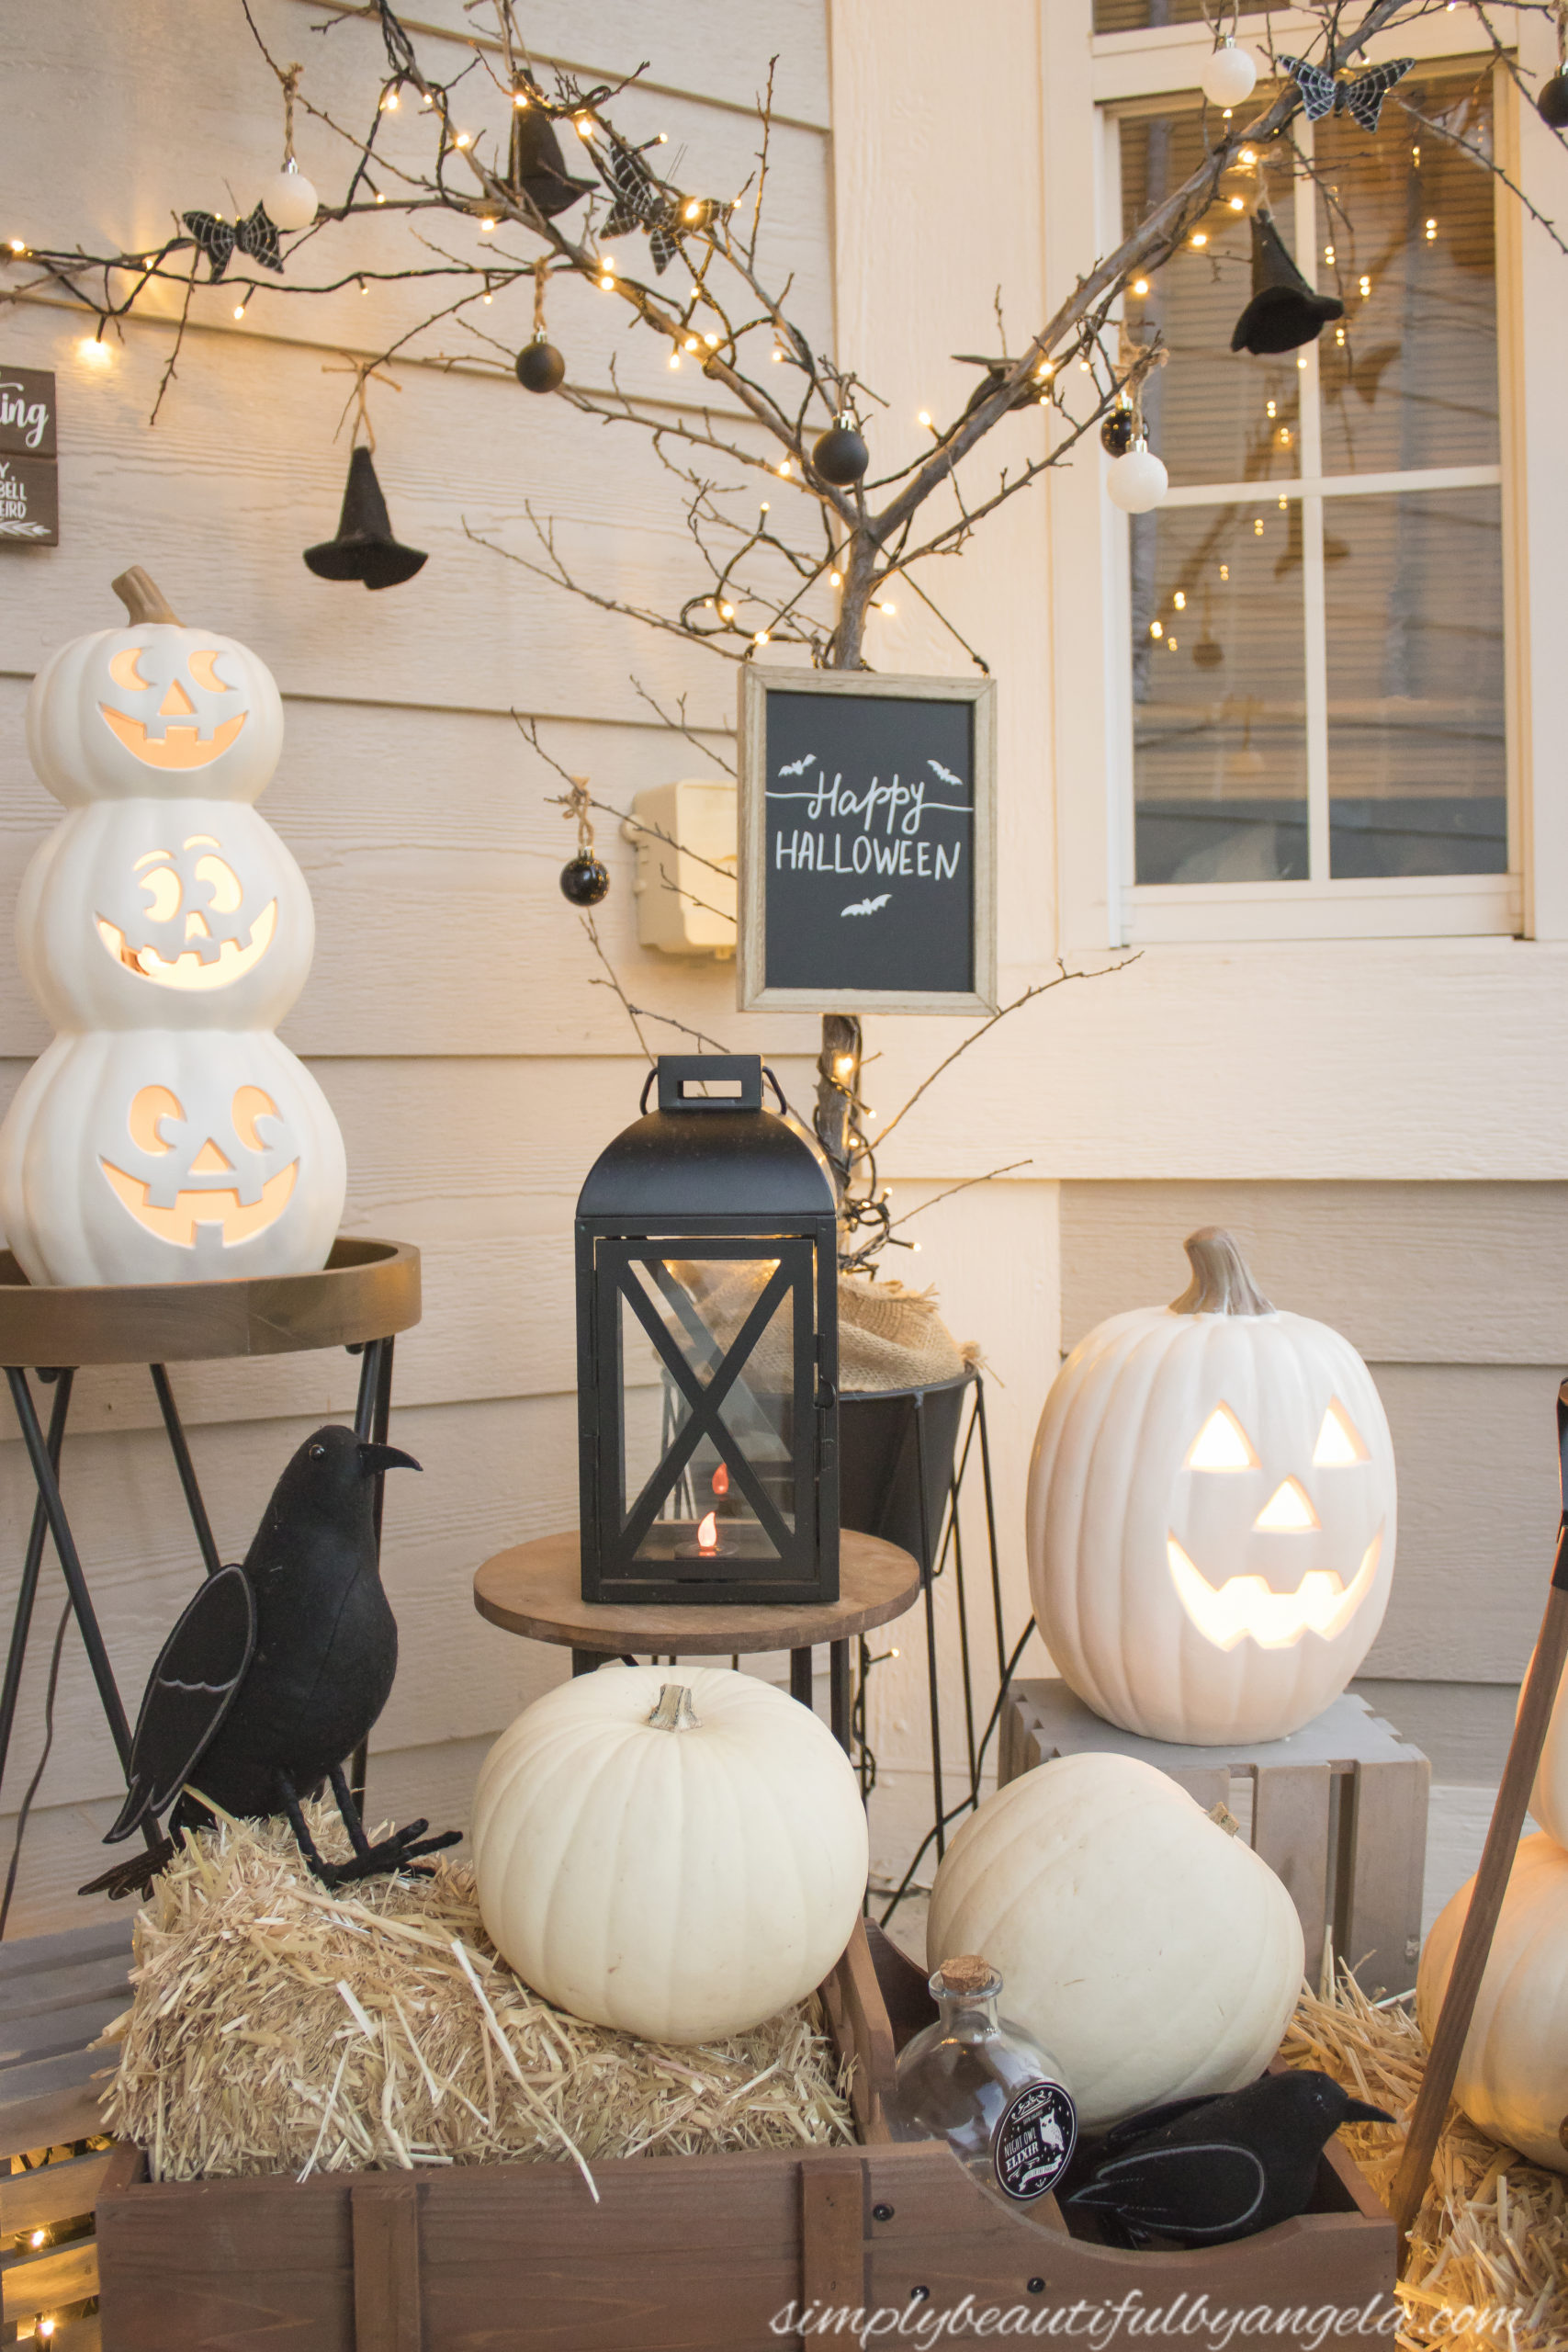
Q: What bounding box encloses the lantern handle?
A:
[761,1065,787,1115]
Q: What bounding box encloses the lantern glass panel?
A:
[609,1242,809,1569]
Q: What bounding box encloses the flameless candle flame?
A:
[711,1464,729,1496]
[697,1510,718,1552]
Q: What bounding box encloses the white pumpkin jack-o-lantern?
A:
[1027,1229,1397,1746]
[0,570,344,1285]
[472,1663,869,2044]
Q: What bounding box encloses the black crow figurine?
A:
[1062,2071,1393,2248]
[83,1425,458,1899]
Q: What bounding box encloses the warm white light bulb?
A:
[719,603,735,619]
[1173,590,1186,609]
[754,629,770,645]
[829,571,841,587]
[1131,279,1148,297]
[455,131,472,148]
[918,409,931,426]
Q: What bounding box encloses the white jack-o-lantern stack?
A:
[0,569,345,1285]
[1027,1227,1398,1746]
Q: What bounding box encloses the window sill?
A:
[1124,872,1522,944]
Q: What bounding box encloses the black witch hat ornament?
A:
[305,446,428,590]
[1231,210,1344,356]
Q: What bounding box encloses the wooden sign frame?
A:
[737,666,997,1015]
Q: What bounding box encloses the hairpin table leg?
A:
[0,1369,72,1806]
[829,1639,851,1752]
[349,1336,397,1817]
[149,1363,221,1577]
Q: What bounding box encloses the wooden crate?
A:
[0,1916,143,2351]
[999,1679,1431,1994]
[95,1919,1395,2351]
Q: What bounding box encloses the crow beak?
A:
[1343,2098,1395,2124]
[358,1442,422,1477]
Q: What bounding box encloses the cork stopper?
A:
[647,1683,700,1733]
[933,1953,998,1996]
[1169,1227,1274,1317]
[111,568,183,627]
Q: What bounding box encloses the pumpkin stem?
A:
[111,568,183,627]
[648,1682,700,1733]
[1169,1227,1274,1317]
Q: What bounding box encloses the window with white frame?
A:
[1107,61,1513,938]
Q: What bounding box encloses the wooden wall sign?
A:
[0,367,58,544]
[737,668,997,1014]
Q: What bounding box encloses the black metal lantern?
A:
[575,1055,840,1607]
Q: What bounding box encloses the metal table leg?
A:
[148,1364,221,1577]
[349,1338,396,1815]
[829,1640,851,1752]
[0,1370,72,1806]
[789,1647,815,1712]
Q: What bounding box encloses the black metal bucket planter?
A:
[839,1366,1012,1895]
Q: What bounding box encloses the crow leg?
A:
[276,1771,338,1883]
[328,1764,377,1861]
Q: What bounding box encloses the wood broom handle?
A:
[1388,1380,1568,2245]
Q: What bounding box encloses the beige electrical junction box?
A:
[623,780,738,958]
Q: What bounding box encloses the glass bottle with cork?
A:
[891,1951,1077,2204]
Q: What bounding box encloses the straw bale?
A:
[96,1806,854,2188]
[1282,1955,1568,2351]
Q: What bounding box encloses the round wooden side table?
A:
[473,1527,920,1751]
[0,1237,420,1839]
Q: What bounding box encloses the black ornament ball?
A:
[1540,72,1568,128]
[812,422,870,487]
[1100,407,1135,458]
[516,339,567,394]
[559,854,610,906]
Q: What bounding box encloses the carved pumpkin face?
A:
[1027,1228,1398,1746]
[26,620,284,808]
[100,1081,298,1247]
[94,834,277,991]
[1167,1393,1386,1652]
[96,639,248,771]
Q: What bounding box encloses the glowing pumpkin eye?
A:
[137,865,182,924]
[107,646,156,693]
[1186,1403,1258,1471]
[193,854,243,912]
[1313,1399,1368,1466]
[186,648,234,694]
[1253,1477,1320,1532]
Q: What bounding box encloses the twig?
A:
[874,959,1141,1154]
[628,677,738,776]
[579,913,652,1063]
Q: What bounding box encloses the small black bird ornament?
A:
[84,1426,457,1897]
[1062,2071,1393,2248]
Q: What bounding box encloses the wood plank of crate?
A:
[0,2148,114,2238]
[1346,1755,1431,1991]
[2,2231,98,2326]
[1252,1764,1333,1984]
[0,2050,111,2159]
[351,2180,421,2352]
[801,2153,866,2315]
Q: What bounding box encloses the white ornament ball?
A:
[1106,445,1168,514]
[262,166,318,232]
[472,1663,869,2044]
[1201,40,1258,108]
[928,1751,1304,2130]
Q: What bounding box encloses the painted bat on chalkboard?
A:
[841,894,891,917]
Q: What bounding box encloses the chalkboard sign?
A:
[737,667,996,1013]
[0,366,58,547]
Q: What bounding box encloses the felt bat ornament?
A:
[1280,54,1416,133]
[1062,2070,1393,2249]
[181,203,283,281]
[597,137,716,274]
[83,1424,458,1896]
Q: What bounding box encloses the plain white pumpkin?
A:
[927,1751,1304,2130]
[1417,1833,1568,2173]
[472,1663,869,2044]
[1028,1227,1397,1745]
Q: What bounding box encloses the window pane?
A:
[1325,487,1506,877]
[1316,71,1498,474]
[1133,502,1307,883]
[1096,0,1272,29]
[1121,106,1302,489]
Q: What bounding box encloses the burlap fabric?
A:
[666,1261,975,1396]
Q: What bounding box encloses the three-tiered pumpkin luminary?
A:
[575,1056,840,1608]
[0,570,345,1284]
